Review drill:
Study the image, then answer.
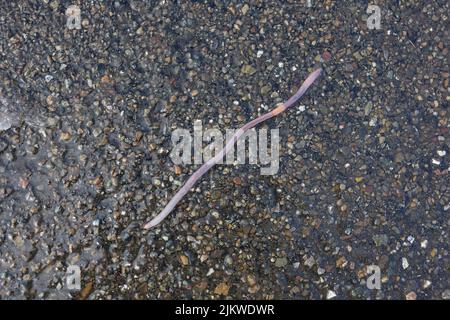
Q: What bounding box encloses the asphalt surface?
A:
[0,1,448,299]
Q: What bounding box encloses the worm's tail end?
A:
[143,220,157,229]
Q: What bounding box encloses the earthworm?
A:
[144,68,322,229]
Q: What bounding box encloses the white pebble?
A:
[326,290,337,299]
[437,150,446,157]
[420,240,428,248]
[423,280,432,289]
[402,257,409,269]
[211,211,220,219]
[431,158,441,165]
[256,50,264,58]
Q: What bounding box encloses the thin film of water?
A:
[0,93,47,132]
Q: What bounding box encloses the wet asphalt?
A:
[0,1,448,299]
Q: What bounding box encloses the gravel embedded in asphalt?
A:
[0,1,448,299]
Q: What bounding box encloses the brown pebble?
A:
[79,281,93,300]
[214,282,230,296]
[405,291,417,300]
[60,132,72,141]
[180,254,189,266]
[135,131,143,142]
[90,176,103,186]
[100,75,109,83]
[246,275,257,286]
[322,51,332,62]
[46,95,55,106]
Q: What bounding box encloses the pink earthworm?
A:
[144,68,322,229]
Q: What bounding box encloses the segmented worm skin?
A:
[144,68,322,229]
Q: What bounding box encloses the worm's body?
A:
[144,68,322,229]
